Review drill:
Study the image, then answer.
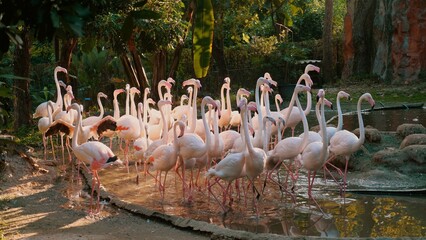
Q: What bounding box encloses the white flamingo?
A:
[327,93,375,194]
[82,92,108,127]
[33,66,67,118]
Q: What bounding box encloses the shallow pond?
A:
[94,105,426,238]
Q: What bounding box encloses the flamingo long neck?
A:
[98,94,105,118]
[113,96,120,120]
[336,94,344,131]
[303,91,312,116]
[188,85,198,133]
[130,92,137,117]
[225,86,231,114]
[262,117,270,152]
[255,81,264,139]
[47,102,54,125]
[277,120,282,141]
[355,96,366,150]
[275,97,281,112]
[220,84,226,112]
[264,89,272,117]
[159,104,169,144]
[200,100,210,154]
[54,69,63,110]
[137,104,143,136]
[125,88,130,116]
[213,108,220,149]
[283,87,298,123]
[157,83,164,101]
[319,97,328,161]
[143,94,149,125]
[242,102,255,156]
[296,94,309,152]
[188,89,193,108]
[71,106,81,149]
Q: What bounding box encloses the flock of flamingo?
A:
[33,65,375,215]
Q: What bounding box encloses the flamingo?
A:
[116,84,140,173]
[264,84,311,191]
[299,89,330,210]
[321,91,351,144]
[171,86,192,121]
[279,73,314,137]
[218,78,232,131]
[252,77,273,149]
[67,103,121,214]
[130,87,140,118]
[149,80,172,125]
[145,120,181,199]
[100,88,125,148]
[275,94,283,111]
[33,66,67,118]
[174,96,217,200]
[182,79,202,135]
[82,92,108,127]
[239,97,267,211]
[38,101,56,161]
[229,88,251,131]
[142,100,172,166]
[327,93,375,194]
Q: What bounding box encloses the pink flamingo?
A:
[68,103,121,214]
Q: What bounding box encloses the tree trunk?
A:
[212,36,228,81]
[13,28,31,131]
[168,0,195,80]
[322,0,334,84]
[151,50,167,102]
[58,38,78,97]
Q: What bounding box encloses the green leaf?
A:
[193,0,214,78]
[131,9,161,20]
[133,0,148,8]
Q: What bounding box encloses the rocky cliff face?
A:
[343,0,426,83]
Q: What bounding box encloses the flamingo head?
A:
[186,86,193,94]
[294,84,311,94]
[58,81,67,89]
[275,94,283,103]
[130,87,141,95]
[67,103,80,113]
[157,99,172,109]
[137,102,143,113]
[278,117,286,127]
[144,87,151,95]
[305,64,320,74]
[224,77,230,84]
[338,91,351,101]
[324,98,333,110]
[238,88,251,98]
[299,73,313,87]
[147,98,156,106]
[264,116,276,126]
[55,66,68,74]
[247,101,257,113]
[99,92,108,99]
[237,97,248,112]
[167,77,175,85]
[363,93,375,109]
[125,84,130,91]
[113,89,125,98]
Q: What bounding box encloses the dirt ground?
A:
[0,142,210,240]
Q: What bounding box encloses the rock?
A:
[402,145,426,165]
[400,134,426,149]
[353,125,381,143]
[373,148,408,167]
[396,124,426,138]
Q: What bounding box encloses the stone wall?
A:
[343,0,426,83]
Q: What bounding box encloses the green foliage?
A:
[72,47,126,105]
[193,0,214,78]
